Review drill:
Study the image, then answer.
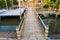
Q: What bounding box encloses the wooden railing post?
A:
[45,25,49,40]
[16,27,21,40]
[16,11,26,40]
[0,16,1,21]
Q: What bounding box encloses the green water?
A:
[0,16,20,38]
[41,16,60,35]
[0,16,20,26]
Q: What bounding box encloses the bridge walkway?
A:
[20,7,46,40]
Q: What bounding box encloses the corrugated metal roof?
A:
[0,8,25,16]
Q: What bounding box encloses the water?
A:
[0,16,19,38]
[0,26,16,32]
[42,17,60,34]
[0,16,20,26]
[0,26,18,39]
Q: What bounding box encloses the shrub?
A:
[43,4,49,8]
[13,0,18,5]
[0,0,6,8]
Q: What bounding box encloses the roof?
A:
[0,9,7,13]
[0,8,25,16]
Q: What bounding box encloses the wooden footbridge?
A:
[16,6,49,40]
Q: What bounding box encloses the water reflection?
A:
[43,18,60,34]
[0,26,17,39]
[42,16,60,39]
[0,26,16,32]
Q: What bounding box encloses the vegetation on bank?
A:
[0,0,18,9]
[43,0,60,8]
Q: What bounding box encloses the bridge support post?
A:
[20,15,22,20]
[45,25,49,40]
[16,27,21,40]
[55,14,58,18]
[0,16,1,21]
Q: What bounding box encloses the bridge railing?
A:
[16,9,26,31]
[38,15,46,31]
[35,10,46,31]
[19,16,24,31]
[16,10,26,40]
[35,10,49,39]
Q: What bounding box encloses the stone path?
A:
[21,7,45,40]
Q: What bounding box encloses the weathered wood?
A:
[45,25,49,39]
[20,7,45,40]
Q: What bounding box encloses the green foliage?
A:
[0,0,18,8]
[13,0,18,5]
[7,0,12,6]
[43,0,50,5]
[43,4,49,8]
[43,0,60,8]
[0,0,6,8]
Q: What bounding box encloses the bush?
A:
[0,0,18,8]
[13,0,18,5]
[50,4,54,7]
[43,4,49,8]
[0,0,6,8]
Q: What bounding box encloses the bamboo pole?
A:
[45,25,49,40]
[4,0,8,10]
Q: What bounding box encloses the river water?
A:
[41,16,60,39]
[0,16,20,39]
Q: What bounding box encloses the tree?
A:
[43,0,50,5]
[13,0,18,5]
[0,0,6,8]
[6,0,12,6]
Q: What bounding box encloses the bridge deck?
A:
[20,7,45,40]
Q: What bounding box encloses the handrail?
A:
[18,9,26,31]
[35,10,46,31]
[18,16,24,31]
[16,10,26,40]
[38,15,46,31]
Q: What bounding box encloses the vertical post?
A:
[22,0,24,7]
[45,25,49,40]
[0,16,1,21]
[35,0,36,9]
[55,14,58,18]
[16,27,21,40]
[5,0,8,10]
[18,0,21,19]
[17,0,21,40]
[58,6,60,15]
[54,8,56,14]
[12,0,14,9]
